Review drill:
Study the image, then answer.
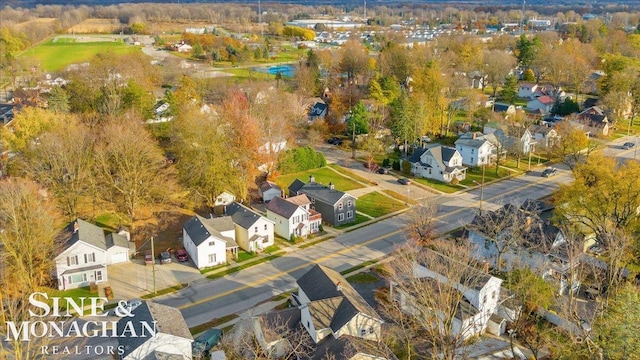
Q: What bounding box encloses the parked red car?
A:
[176,249,189,262]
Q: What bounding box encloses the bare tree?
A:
[223,311,314,360]
[383,239,490,360]
[94,114,167,226]
[0,178,63,360]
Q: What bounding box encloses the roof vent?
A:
[329,182,334,190]
[309,175,315,183]
[336,281,342,292]
[73,221,79,233]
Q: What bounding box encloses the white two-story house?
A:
[182,215,238,269]
[224,202,275,252]
[55,219,132,290]
[455,133,497,167]
[266,194,322,239]
[407,144,467,183]
[390,250,503,340]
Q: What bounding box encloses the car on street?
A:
[377,167,389,174]
[176,249,189,262]
[111,298,143,316]
[541,167,557,177]
[327,137,343,145]
[622,142,636,150]
[397,177,411,185]
[193,328,223,359]
[144,252,154,265]
[159,251,172,264]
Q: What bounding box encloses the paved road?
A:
[154,166,573,327]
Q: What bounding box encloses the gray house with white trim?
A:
[288,176,356,226]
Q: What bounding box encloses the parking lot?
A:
[103,254,204,301]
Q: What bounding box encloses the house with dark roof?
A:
[406,144,467,183]
[54,219,133,290]
[390,249,503,340]
[492,102,516,115]
[223,202,275,253]
[258,180,282,202]
[517,82,539,99]
[118,301,193,360]
[308,101,328,123]
[455,132,497,167]
[182,215,238,269]
[493,126,535,155]
[467,201,580,294]
[528,124,559,149]
[288,176,356,227]
[266,194,322,239]
[250,265,394,360]
[0,104,17,126]
[571,106,609,136]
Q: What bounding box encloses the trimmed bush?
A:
[392,160,401,171]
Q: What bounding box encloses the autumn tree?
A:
[337,40,369,85]
[94,114,167,225]
[551,120,593,171]
[593,283,640,359]
[389,91,415,155]
[554,154,640,240]
[483,49,517,100]
[20,118,95,218]
[0,178,62,360]
[0,107,65,153]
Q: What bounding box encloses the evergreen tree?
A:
[499,75,518,103]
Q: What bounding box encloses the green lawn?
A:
[356,191,407,218]
[334,213,370,229]
[276,167,365,192]
[412,177,465,194]
[346,272,380,283]
[22,37,140,71]
[95,212,121,231]
[48,286,98,309]
[459,166,511,187]
[236,250,257,262]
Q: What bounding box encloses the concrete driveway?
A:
[102,255,204,301]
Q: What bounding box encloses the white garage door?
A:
[111,252,128,264]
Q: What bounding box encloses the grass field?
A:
[67,18,122,33]
[356,191,407,218]
[276,167,365,192]
[21,37,141,71]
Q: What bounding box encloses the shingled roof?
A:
[225,201,272,230]
[297,265,382,334]
[183,215,237,248]
[266,195,310,219]
[288,180,351,206]
[117,301,193,359]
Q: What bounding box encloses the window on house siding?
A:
[254,226,258,233]
[209,241,216,246]
[347,200,352,207]
[347,211,353,219]
[68,256,78,266]
[85,253,95,263]
[338,213,344,222]
[338,203,343,210]
[208,254,217,263]
[69,273,86,284]
[360,329,367,336]
[264,224,267,230]
[369,327,374,334]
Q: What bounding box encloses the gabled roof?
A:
[183,215,237,248]
[290,180,352,206]
[309,102,328,117]
[312,335,394,360]
[225,201,272,230]
[528,124,555,136]
[577,106,608,126]
[117,301,193,359]
[535,95,555,105]
[259,180,281,193]
[455,137,492,149]
[106,232,129,249]
[61,219,107,252]
[266,195,309,219]
[288,179,306,195]
[493,103,514,112]
[518,82,537,89]
[409,145,465,173]
[297,265,382,333]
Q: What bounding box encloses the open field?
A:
[356,191,407,218]
[21,37,141,71]
[12,18,58,32]
[67,18,122,33]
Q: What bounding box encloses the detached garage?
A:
[106,232,133,265]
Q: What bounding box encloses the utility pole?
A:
[151,236,156,294]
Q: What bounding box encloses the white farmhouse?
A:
[54,219,132,290]
[182,215,238,269]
